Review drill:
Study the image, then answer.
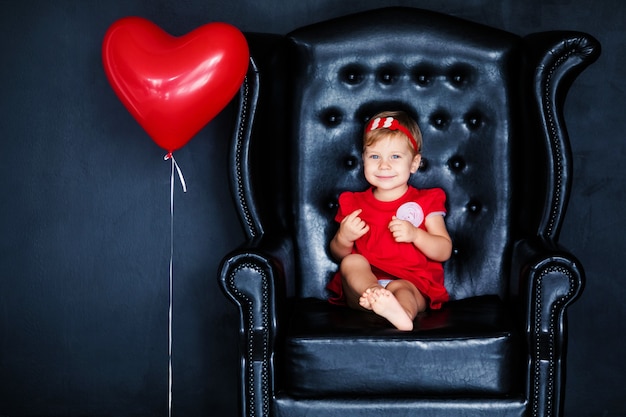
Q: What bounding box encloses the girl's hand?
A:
[338,209,370,244]
[389,214,453,262]
[388,215,418,243]
[330,209,369,261]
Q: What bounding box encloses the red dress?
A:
[327,186,449,309]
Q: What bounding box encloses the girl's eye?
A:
[370,155,379,159]
[391,154,401,159]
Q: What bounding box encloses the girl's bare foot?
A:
[367,287,414,331]
[359,287,377,310]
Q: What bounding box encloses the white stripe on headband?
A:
[366,116,418,151]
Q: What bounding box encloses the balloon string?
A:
[164,152,187,417]
[165,152,187,192]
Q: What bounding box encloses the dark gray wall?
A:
[0,1,622,416]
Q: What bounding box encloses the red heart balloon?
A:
[102,17,249,153]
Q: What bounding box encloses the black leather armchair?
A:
[219,7,600,417]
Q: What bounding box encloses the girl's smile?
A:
[362,134,421,202]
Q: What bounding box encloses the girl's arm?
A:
[330,231,354,260]
[389,214,452,262]
[416,215,453,262]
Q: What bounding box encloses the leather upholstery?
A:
[285,296,520,397]
[219,7,600,417]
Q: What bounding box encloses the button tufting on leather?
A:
[344,156,359,169]
[411,64,435,87]
[320,108,343,127]
[379,73,394,84]
[339,64,365,85]
[451,74,464,84]
[358,110,374,125]
[376,66,400,85]
[465,199,482,214]
[464,112,483,130]
[447,63,474,88]
[448,156,466,172]
[414,74,430,86]
[430,111,450,130]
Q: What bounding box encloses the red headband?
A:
[366,117,418,151]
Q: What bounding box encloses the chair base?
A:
[282,296,523,397]
[274,394,528,417]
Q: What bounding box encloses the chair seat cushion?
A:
[282,295,522,397]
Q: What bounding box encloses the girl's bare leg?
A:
[364,280,426,331]
[339,254,381,311]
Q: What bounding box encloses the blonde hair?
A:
[363,110,422,156]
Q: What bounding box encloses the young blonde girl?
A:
[327,110,452,330]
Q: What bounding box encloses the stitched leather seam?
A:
[532,265,575,417]
[542,48,574,240]
[227,262,270,417]
[234,78,260,239]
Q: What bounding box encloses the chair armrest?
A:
[218,234,294,417]
[513,238,584,349]
[512,238,585,417]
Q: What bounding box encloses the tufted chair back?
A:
[287,9,521,301]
